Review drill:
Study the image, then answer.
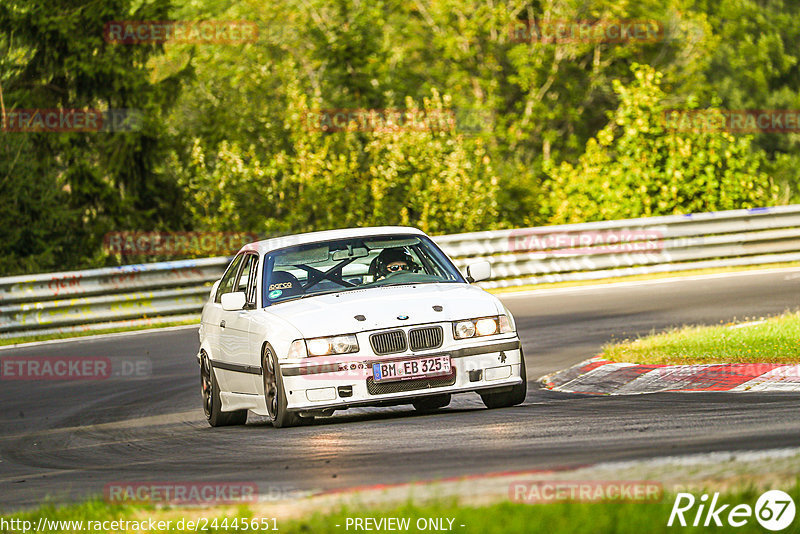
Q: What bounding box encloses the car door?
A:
[218,252,261,395]
[204,253,244,382]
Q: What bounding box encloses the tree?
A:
[694,0,800,202]
[0,0,188,275]
[179,90,501,235]
[544,64,776,223]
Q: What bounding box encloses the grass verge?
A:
[601,311,800,365]
[4,484,798,533]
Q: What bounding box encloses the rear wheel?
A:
[263,345,302,428]
[480,350,527,409]
[201,353,247,427]
[412,394,451,413]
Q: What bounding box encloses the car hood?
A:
[262,283,501,338]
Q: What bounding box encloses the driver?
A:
[375,248,417,279]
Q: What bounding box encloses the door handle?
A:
[220,320,226,328]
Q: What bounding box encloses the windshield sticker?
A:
[268,289,283,299]
[269,282,292,290]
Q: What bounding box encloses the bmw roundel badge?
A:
[397,314,409,320]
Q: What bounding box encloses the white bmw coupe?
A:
[197,226,526,428]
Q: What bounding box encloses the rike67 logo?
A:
[668,490,796,530]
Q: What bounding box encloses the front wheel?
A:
[263,345,302,428]
[201,353,247,427]
[480,350,527,409]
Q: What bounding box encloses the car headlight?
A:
[454,320,476,339]
[453,315,513,339]
[304,334,359,356]
[287,340,308,358]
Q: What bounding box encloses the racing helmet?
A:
[373,247,419,277]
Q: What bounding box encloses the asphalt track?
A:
[1,269,800,511]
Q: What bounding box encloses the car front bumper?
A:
[279,338,524,411]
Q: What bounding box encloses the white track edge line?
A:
[0,324,200,351]
[497,266,800,298]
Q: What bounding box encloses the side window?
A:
[245,256,259,306]
[237,254,258,307]
[214,254,244,303]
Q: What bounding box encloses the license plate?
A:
[372,355,451,383]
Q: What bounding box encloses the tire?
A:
[480,350,527,409]
[412,394,451,413]
[201,353,247,427]
[263,344,302,428]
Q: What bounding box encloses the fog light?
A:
[468,370,483,382]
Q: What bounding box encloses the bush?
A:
[544,64,778,223]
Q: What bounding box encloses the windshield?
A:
[261,234,464,306]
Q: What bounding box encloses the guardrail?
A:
[2,205,800,339]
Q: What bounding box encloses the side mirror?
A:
[466,261,491,283]
[221,291,247,311]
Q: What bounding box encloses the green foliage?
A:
[179,90,501,236]
[544,64,776,223]
[695,0,800,202]
[0,0,190,274]
[1,0,798,275]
